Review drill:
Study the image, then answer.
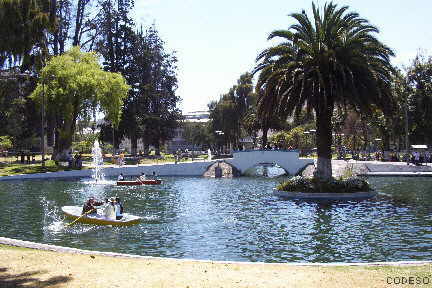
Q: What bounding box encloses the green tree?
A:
[0,0,55,70]
[406,53,432,145]
[136,26,181,155]
[182,122,211,151]
[30,46,129,160]
[0,72,40,150]
[208,72,257,150]
[0,135,13,151]
[254,2,395,179]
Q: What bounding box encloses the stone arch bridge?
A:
[0,150,314,181]
[224,150,313,175]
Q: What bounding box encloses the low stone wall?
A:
[0,161,216,181]
[365,162,432,172]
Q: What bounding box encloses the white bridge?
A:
[0,150,314,181]
[225,150,314,175]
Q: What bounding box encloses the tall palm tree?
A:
[254,2,395,180]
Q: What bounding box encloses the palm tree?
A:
[254,2,395,180]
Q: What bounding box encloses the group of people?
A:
[67,152,83,169]
[82,196,124,220]
[409,150,431,165]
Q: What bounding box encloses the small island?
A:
[274,175,377,200]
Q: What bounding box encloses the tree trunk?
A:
[382,130,390,151]
[46,112,55,147]
[315,104,333,180]
[53,122,75,161]
[142,139,149,155]
[131,133,137,155]
[154,141,161,156]
[261,126,269,148]
[72,0,86,46]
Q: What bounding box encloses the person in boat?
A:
[137,173,146,182]
[82,197,104,215]
[117,173,124,181]
[152,171,157,178]
[103,197,116,220]
[114,197,124,220]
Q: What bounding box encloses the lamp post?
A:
[404,97,409,152]
[41,78,45,167]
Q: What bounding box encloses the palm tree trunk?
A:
[262,126,269,148]
[315,104,333,180]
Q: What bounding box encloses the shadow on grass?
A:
[0,267,72,287]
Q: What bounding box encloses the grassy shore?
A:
[1,244,431,288]
[0,160,89,177]
[0,153,209,177]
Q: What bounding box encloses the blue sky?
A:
[132,0,431,113]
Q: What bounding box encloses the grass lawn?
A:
[0,160,89,177]
[0,152,209,176]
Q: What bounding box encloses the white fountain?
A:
[91,140,105,183]
[208,148,212,161]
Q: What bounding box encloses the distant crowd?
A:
[344,150,431,165]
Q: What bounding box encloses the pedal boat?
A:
[62,206,142,226]
[116,179,162,186]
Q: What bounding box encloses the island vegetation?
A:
[277,176,371,194]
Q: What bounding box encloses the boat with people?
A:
[61,206,142,226]
[116,179,162,186]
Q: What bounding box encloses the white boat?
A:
[62,206,142,226]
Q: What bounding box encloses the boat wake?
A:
[41,198,66,234]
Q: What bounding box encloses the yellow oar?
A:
[65,208,95,227]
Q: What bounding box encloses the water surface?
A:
[0,176,431,263]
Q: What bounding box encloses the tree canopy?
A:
[254,2,395,179]
[0,0,55,70]
[31,46,129,159]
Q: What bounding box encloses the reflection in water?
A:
[0,176,431,263]
[244,165,287,178]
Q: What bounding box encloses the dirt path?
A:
[1,244,431,288]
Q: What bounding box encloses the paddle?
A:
[65,208,95,227]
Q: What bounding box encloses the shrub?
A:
[276,176,371,193]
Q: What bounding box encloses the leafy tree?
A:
[0,0,55,70]
[0,135,13,151]
[0,72,40,150]
[208,72,257,150]
[182,122,211,151]
[254,2,395,179]
[390,70,410,150]
[136,26,181,155]
[30,46,129,160]
[72,132,99,153]
[406,53,432,145]
[269,126,311,150]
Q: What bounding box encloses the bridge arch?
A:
[203,161,241,178]
[242,162,288,177]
